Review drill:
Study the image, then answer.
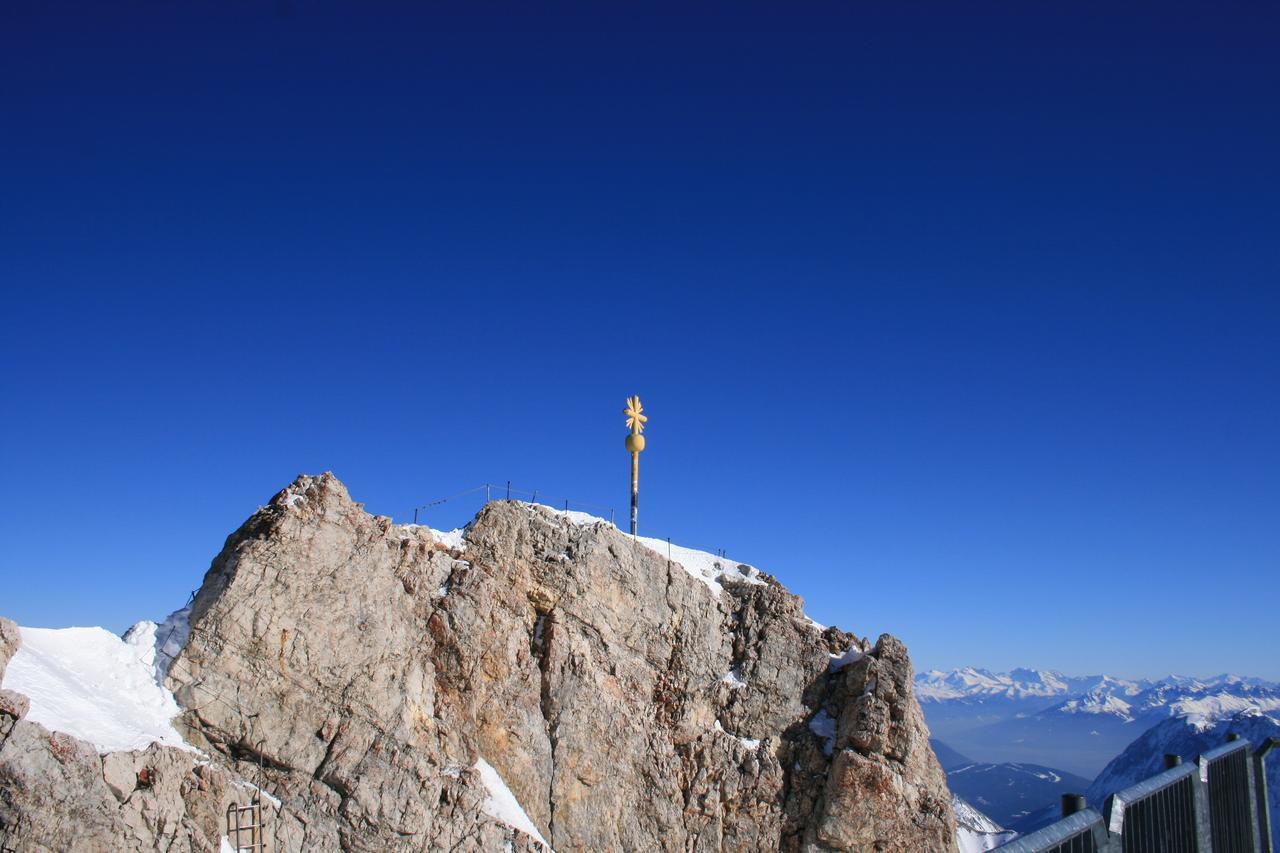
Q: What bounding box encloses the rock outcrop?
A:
[0,473,954,851]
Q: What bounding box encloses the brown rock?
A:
[0,473,954,852]
[0,616,19,680]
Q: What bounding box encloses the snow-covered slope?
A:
[953,794,1017,853]
[0,615,192,753]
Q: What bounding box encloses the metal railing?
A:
[1202,739,1262,853]
[995,735,1274,852]
[993,806,1108,853]
[1105,757,1207,853]
[410,483,617,527]
[406,483,741,566]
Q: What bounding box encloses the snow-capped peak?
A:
[915,667,1113,702]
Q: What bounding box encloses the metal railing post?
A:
[1257,738,1279,853]
[1061,793,1086,817]
[1193,752,1214,853]
[1247,743,1266,853]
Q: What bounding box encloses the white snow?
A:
[1168,693,1280,721]
[124,605,191,683]
[952,794,1018,853]
[529,503,767,598]
[220,838,238,853]
[1056,689,1135,720]
[235,780,282,809]
[721,667,747,689]
[808,709,837,756]
[916,667,1099,702]
[635,534,765,598]
[828,646,864,672]
[544,507,606,527]
[2,623,192,754]
[475,757,552,850]
[399,523,468,551]
[432,527,468,550]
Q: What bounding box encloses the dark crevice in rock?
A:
[534,609,559,843]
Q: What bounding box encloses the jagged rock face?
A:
[0,474,955,852]
[0,617,17,680]
[0,617,28,739]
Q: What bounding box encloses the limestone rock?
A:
[0,616,18,680]
[0,473,954,852]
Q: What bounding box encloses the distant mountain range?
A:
[917,667,1280,778]
[917,667,1277,708]
[925,666,1280,846]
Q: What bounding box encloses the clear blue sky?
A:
[2,2,1277,680]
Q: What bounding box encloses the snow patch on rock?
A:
[829,646,864,672]
[809,709,836,756]
[475,757,552,850]
[1,623,192,754]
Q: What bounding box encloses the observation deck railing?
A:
[994,735,1278,853]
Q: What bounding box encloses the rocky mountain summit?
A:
[0,473,954,851]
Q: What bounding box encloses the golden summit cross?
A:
[623,395,647,535]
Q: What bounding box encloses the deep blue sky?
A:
[2,2,1277,679]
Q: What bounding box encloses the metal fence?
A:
[410,483,617,528]
[407,483,738,564]
[995,735,1274,852]
[993,807,1108,853]
[1202,739,1263,853]
[1105,758,1207,853]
